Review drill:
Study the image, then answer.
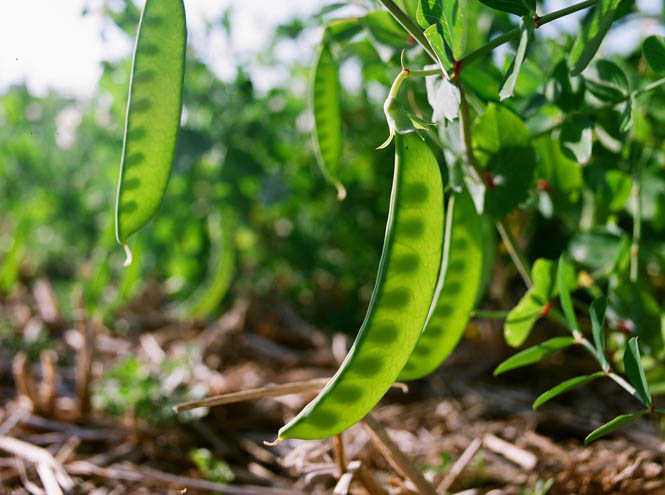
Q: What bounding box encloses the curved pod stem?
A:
[279,133,445,440]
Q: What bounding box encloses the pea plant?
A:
[116,0,665,445]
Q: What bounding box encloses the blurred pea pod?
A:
[278,132,445,440]
[399,190,484,381]
[184,211,235,318]
[312,40,346,200]
[115,0,187,264]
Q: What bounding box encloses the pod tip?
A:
[122,243,133,267]
[263,437,283,447]
[335,182,347,201]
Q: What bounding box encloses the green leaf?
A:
[312,42,345,199]
[423,23,455,71]
[499,17,534,101]
[533,372,605,409]
[557,256,578,332]
[610,282,664,355]
[590,296,609,370]
[643,36,665,74]
[471,104,536,217]
[560,117,593,163]
[546,60,586,111]
[569,0,622,76]
[417,0,473,62]
[494,336,576,375]
[533,136,583,214]
[584,410,649,445]
[619,98,633,133]
[477,0,535,16]
[584,60,630,104]
[568,229,622,272]
[115,0,187,250]
[504,259,557,347]
[325,18,364,43]
[416,0,444,27]
[623,337,652,406]
[425,73,460,123]
[363,11,411,48]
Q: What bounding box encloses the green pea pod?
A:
[115,0,187,264]
[399,190,483,381]
[185,211,235,318]
[278,132,445,440]
[312,41,345,200]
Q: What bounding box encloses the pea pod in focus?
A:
[278,132,445,440]
[115,0,187,263]
[399,190,484,381]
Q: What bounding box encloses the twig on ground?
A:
[0,435,74,493]
[175,379,408,412]
[438,437,482,492]
[332,434,346,477]
[13,352,38,409]
[361,414,437,495]
[483,434,537,471]
[39,350,57,416]
[74,291,95,418]
[174,378,330,412]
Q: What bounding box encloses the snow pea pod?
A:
[278,132,445,440]
[115,0,187,261]
[312,41,345,199]
[399,190,483,381]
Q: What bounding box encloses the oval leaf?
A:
[557,256,579,332]
[560,117,593,164]
[533,372,604,409]
[504,258,556,347]
[477,0,535,16]
[569,0,622,76]
[585,410,649,445]
[643,36,665,74]
[623,337,652,406]
[494,336,576,376]
[499,18,534,101]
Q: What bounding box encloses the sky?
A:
[0,0,663,99]
[0,0,324,98]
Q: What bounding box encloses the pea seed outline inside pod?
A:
[115,0,187,264]
[399,190,484,381]
[278,132,445,440]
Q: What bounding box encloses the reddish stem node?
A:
[539,301,552,317]
[618,320,634,335]
[534,15,543,28]
[537,178,551,192]
[485,172,497,189]
[406,35,416,46]
[453,60,462,79]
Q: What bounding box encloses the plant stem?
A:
[630,149,646,282]
[458,82,535,289]
[456,0,598,75]
[376,0,438,63]
[387,67,444,99]
[634,76,665,96]
[496,220,533,288]
[608,372,638,397]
